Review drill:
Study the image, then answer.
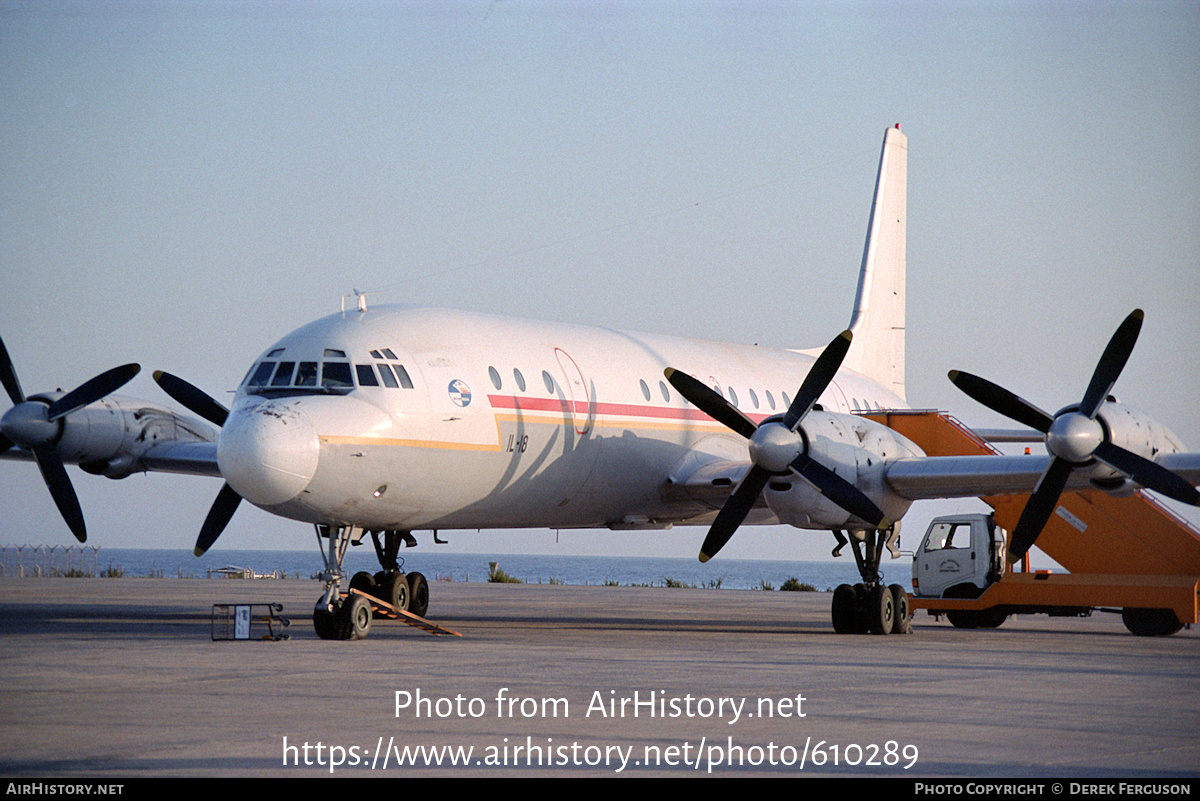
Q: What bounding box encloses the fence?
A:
[0,545,102,577]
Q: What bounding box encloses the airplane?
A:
[3,125,1199,640]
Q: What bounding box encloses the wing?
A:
[884,452,1200,501]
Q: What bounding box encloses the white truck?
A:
[909,513,1197,636]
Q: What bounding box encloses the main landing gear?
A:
[312,525,429,641]
[829,526,910,635]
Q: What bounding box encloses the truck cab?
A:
[912,513,1005,600]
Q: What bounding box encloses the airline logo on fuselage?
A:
[448,379,472,407]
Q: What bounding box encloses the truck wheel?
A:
[978,608,1008,628]
[1121,608,1183,637]
[944,583,983,629]
[946,610,980,629]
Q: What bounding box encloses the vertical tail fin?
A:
[846,124,907,403]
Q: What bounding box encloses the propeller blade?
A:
[154,371,229,427]
[31,443,86,542]
[664,368,757,439]
[948,370,1054,433]
[1079,309,1142,418]
[1009,457,1074,562]
[195,483,242,556]
[46,364,141,421]
[699,466,770,563]
[0,336,26,405]
[1094,441,1200,506]
[1,339,143,542]
[783,330,852,430]
[788,453,890,529]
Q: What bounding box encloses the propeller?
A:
[949,309,1200,562]
[0,336,140,542]
[666,330,889,563]
[153,370,240,555]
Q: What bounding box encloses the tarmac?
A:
[1,576,1197,778]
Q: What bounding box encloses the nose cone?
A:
[1,401,57,450]
[218,400,319,506]
[1046,411,1103,464]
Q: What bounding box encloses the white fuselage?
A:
[216,305,919,535]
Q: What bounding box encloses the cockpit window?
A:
[271,362,296,386]
[321,362,353,388]
[248,362,275,386]
[244,350,415,394]
[295,362,319,387]
[376,363,400,388]
[355,364,379,387]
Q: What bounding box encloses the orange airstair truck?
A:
[866,410,1200,636]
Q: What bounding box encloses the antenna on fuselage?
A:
[341,289,368,315]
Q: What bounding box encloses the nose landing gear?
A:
[312,524,436,640]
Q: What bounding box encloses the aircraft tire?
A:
[383,571,410,612]
[313,606,340,640]
[349,571,376,594]
[408,571,429,618]
[869,584,895,635]
[889,584,909,634]
[831,584,859,633]
[341,593,373,640]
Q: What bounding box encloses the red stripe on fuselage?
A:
[486,394,773,425]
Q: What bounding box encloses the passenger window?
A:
[765,390,776,411]
[377,363,399,388]
[489,366,502,390]
[542,371,556,394]
[322,362,354,388]
[782,392,791,409]
[749,388,759,409]
[271,362,296,386]
[248,362,275,386]
[355,364,379,387]
[728,388,739,407]
[639,379,651,401]
[513,368,526,392]
[295,362,318,387]
[659,380,670,402]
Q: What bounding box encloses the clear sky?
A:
[1,1,1197,563]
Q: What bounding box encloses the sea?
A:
[0,546,915,593]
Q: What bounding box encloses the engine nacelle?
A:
[763,411,920,530]
[30,393,216,478]
[1088,402,1186,496]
